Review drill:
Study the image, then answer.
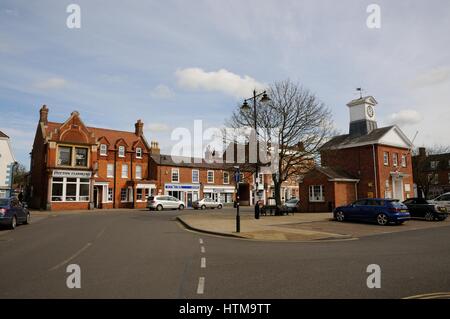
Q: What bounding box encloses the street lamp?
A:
[241,90,271,219]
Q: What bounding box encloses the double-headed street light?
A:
[241,90,271,219]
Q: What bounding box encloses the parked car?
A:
[284,198,301,213]
[333,198,410,226]
[429,192,450,212]
[403,197,448,221]
[147,195,185,211]
[193,198,223,210]
[0,197,31,229]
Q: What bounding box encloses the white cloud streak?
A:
[175,68,265,98]
[33,77,68,90]
[387,110,422,126]
[150,84,174,99]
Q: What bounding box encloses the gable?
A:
[378,127,412,149]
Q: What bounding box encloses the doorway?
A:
[93,186,102,209]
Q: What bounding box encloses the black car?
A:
[403,197,448,221]
[0,197,31,229]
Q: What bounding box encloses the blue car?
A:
[0,197,31,229]
[333,198,410,226]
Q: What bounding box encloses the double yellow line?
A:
[403,292,450,299]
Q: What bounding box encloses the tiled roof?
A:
[46,122,144,149]
[315,166,359,180]
[0,130,9,138]
[321,126,394,150]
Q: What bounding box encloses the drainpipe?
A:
[113,149,117,208]
[372,144,379,198]
[131,150,134,208]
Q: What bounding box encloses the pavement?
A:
[177,208,450,241]
[1,208,450,298]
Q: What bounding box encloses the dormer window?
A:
[136,147,142,159]
[118,146,125,158]
[100,144,108,156]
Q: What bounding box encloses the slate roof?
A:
[320,126,394,150]
[315,166,359,181]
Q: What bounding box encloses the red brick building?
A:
[300,96,414,212]
[29,106,158,210]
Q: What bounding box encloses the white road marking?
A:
[199,238,203,244]
[201,257,206,268]
[201,246,205,253]
[197,277,205,294]
[96,227,107,239]
[49,242,92,271]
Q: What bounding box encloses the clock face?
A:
[367,105,374,118]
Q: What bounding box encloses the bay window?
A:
[57,145,88,167]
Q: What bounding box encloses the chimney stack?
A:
[135,119,144,136]
[150,140,160,155]
[39,105,49,125]
[419,147,426,157]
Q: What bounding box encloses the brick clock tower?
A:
[299,95,415,212]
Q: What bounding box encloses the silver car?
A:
[429,193,450,212]
[147,195,185,211]
[193,198,223,210]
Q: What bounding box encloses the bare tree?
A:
[227,79,335,206]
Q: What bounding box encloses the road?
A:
[0,208,449,298]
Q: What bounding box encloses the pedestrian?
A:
[18,191,24,203]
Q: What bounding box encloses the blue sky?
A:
[1,0,450,168]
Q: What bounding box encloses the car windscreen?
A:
[0,199,9,207]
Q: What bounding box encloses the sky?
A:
[0,0,449,168]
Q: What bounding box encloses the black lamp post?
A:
[241,90,270,219]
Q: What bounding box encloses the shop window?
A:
[136,165,142,179]
[75,147,88,167]
[223,172,230,184]
[192,169,199,183]
[122,164,128,178]
[100,144,108,156]
[172,168,179,183]
[207,170,214,183]
[51,177,90,202]
[309,185,324,202]
[118,146,125,158]
[136,148,143,159]
[107,164,114,178]
[58,146,72,166]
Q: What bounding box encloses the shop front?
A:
[49,169,93,210]
[164,183,200,207]
[203,185,235,204]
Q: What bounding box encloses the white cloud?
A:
[150,84,174,99]
[33,77,68,90]
[409,66,450,88]
[146,122,170,132]
[175,68,265,98]
[387,110,422,126]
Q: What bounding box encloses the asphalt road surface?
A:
[1,209,449,299]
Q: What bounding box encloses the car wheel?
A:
[201,205,206,210]
[376,213,389,226]
[10,216,17,230]
[24,213,31,225]
[179,204,185,210]
[425,212,434,221]
[156,204,163,211]
[217,204,223,209]
[335,211,345,222]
